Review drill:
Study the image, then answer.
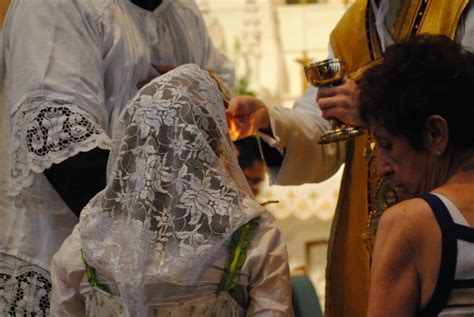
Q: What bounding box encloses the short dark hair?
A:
[234,136,263,169]
[358,34,474,150]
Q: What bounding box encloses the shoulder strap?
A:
[420,194,458,317]
[423,193,455,230]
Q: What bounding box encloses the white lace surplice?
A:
[0,0,234,277]
[0,1,234,315]
[0,253,52,316]
[1,0,156,278]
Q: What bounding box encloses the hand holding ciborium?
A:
[304,58,364,144]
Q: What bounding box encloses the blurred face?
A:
[372,123,431,196]
[242,160,266,196]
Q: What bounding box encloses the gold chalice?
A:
[304,58,364,144]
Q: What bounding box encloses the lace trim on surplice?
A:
[0,253,51,317]
[9,99,111,196]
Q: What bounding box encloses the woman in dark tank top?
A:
[358,34,474,317]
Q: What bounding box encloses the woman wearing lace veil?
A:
[50,64,293,316]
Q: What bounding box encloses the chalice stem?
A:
[329,118,344,129]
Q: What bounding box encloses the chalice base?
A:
[318,126,364,144]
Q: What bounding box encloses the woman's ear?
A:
[424,115,448,156]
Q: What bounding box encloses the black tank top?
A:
[420,193,474,317]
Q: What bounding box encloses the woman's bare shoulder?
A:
[376,197,439,251]
[379,198,433,228]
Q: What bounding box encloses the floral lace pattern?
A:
[80,64,263,313]
[0,254,51,317]
[10,100,111,196]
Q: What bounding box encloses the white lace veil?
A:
[79,64,265,314]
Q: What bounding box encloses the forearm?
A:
[259,87,344,185]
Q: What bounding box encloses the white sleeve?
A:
[173,0,235,88]
[50,227,87,317]
[245,218,295,317]
[456,0,474,52]
[259,85,344,185]
[4,0,105,120]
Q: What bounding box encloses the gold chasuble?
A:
[325,1,469,316]
[0,0,10,30]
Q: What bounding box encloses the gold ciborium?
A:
[304,58,364,144]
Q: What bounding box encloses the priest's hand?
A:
[316,79,363,127]
[225,96,270,141]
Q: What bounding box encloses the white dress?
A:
[51,217,293,317]
[0,0,234,315]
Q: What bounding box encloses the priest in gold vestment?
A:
[227,0,474,316]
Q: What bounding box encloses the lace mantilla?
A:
[0,254,51,317]
[10,100,111,196]
[80,64,263,313]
